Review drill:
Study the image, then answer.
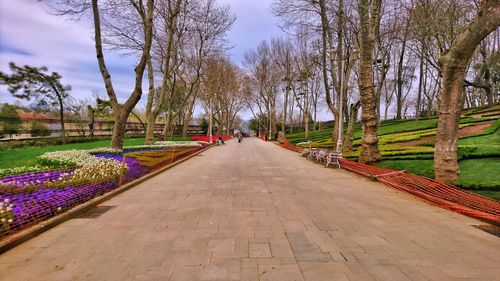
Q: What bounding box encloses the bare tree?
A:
[357,0,382,163]
[52,0,155,149]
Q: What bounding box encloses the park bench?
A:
[307,147,318,160]
[316,149,328,163]
[301,148,310,157]
[326,152,342,168]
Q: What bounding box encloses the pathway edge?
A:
[0,144,214,255]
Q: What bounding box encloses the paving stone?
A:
[286,232,331,262]
[0,138,498,281]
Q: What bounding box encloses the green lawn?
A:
[459,125,500,156]
[0,138,147,169]
[374,159,434,178]
[0,136,190,169]
[374,158,500,193]
[458,158,500,190]
[286,116,500,200]
[471,191,500,201]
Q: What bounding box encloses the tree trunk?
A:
[434,0,500,184]
[480,45,494,106]
[111,110,126,149]
[182,97,196,138]
[217,120,222,136]
[144,59,156,145]
[318,0,339,144]
[345,101,360,150]
[282,83,289,134]
[88,106,95,137]
[416,51,424,122]
[396,48,405,119]
[145,113,156,144]
[91,0,154,149]
[57,96,66,144]
[357,0,382,163]
[162,111,172,139]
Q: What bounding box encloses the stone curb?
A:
[0,144,214,255]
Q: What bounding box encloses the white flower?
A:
[4,199,9,203]
[7,219,13,223]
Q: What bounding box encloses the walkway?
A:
[0,138,499,281]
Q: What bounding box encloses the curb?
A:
[0,144,214,255]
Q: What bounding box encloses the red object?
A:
[17,112,51,120]
[277,140,500,224]
[191,135,230,142]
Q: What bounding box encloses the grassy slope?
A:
[286,117,500,199]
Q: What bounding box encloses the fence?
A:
[0,116,207,141]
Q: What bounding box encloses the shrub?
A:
[457,145,478,159]
[30,122,51,137]
[456,181,500,191]
[459,119,500,140]
[0,104,22,137]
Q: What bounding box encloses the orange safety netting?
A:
[277,141,500,224]
[338,158,499,223]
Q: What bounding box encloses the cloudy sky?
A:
[0,0,332,120]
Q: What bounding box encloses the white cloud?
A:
[0,0,138,104]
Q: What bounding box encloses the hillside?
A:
[286,114,500,200]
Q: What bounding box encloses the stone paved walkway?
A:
[0,138,499,281]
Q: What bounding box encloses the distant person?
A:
[238,132,243,143]
[217,136,225,144]
[264,131,268,142]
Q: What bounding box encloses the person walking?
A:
[238,132,243,143]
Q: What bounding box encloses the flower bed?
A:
[0,141,210,238]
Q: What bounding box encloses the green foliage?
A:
[0,166,50,178]
[459,119,500,140]
[463,103,500,116]
[0,62,70,104]
[374,160,435,178]
[374,158,500,193]
[0,137,148,169]
[470,191,500,201]
[248,118,259,131]
[30,121,51,137]
[457,158,500,191]
[459,125,500,159]
[343,145,434,158]
[482,112,500,117]
[199,118,209,133]
[287,113,500,197]
[0,103,22,137]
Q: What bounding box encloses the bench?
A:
[316,149,328,163]
[326,152,342,168]
[307,148,318,160]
